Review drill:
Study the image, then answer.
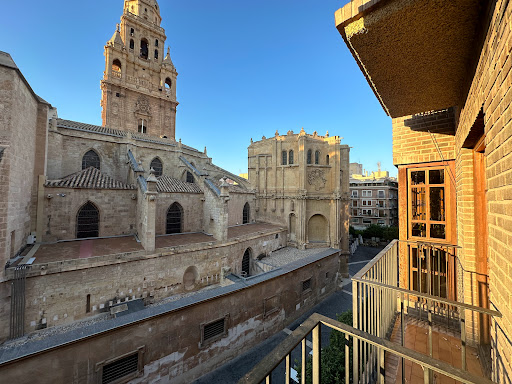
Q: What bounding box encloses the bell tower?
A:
[101,0,178,139]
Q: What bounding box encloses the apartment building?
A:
[349,163,398,229]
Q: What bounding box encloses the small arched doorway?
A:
[76,202,99,239]
[242,248,251,277]
[243,203,250,224]
[166,202,183,234]
[307,214,328,243]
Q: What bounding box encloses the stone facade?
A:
[248,129,351,252]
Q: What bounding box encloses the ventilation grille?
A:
[203,318,225,342]
[102,353,138,384]
[302,278,312,292]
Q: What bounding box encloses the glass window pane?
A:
[411,187,426,220]
[411,171,425,185]
[412,223,426,237]
[430,187,445,221]
[429,169,444,184]
[430,224,446,239]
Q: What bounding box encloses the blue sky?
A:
[1,0,394,176]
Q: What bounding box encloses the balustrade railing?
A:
[240,239,501,384]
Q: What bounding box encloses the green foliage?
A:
[360,225,398,241]
[295,310,353,384]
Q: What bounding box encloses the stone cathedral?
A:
[0,1,350,382]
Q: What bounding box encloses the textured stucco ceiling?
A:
[336,0,484,118]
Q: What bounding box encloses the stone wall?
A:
[227,192,255,226]
[12,228,286,338]
[0,249,338,384]
[41,187,137,241]
[0,64,45,265]
[156,193,203,235]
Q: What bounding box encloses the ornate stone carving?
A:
[135,96,151,114]
[308,169,327,191]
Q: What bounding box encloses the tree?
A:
[296,310,353,383]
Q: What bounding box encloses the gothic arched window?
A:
[166,202,183,234]
[76,202,99,239]
[112,59,122,74]
[282,150,287,165]
[138,119,147,134]
[243,203,250,224]
[82,150,100,170]
[140,38,149,59]
[289,150,294,165]
[315,150,320,165]
[307,149,312,164]
[242,248,251,277]
[186,171,195,183]
[150,158,163,177]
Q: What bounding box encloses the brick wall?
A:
[392,108,456,166]
[454,0,512,378]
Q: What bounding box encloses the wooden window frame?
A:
[406,162,456,244]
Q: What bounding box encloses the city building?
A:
[349,163,398,229]
[0,1,350,382]
[243,0,512,383]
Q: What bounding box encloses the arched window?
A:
[307,149,312,165]
[155,39,159,47]
[154,49,159,59]
[166,202,183,234]
[138,118,147,134]
[289,150,294,165]
[289,213,297,241]
[150,158,163,177]
[326,155,329,165]
[242,248,251,277]
[76,202,99,239]
[282,150,287,165]
[112,59,122,73]
[165,78,172,91]
[186,171,195,183]
[129,39,134,49]
[140,38,149,59]
[315,150,320,165]
[82,150,100,170]
[243,203,250,224]
[308,214,328,243]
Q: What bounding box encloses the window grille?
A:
[243,203,250,224]
[281,151,287,165]
[289,150,294,165]
[307,150,312,164]
[82,150,100,170]
[315,150,320,164]
[302,278,312,292]
[101,352,139,384]
[202,317,227,344]
[77,202,99,239]
[150,158,163,177]
[242,249,251,277]
[166,203,182,234]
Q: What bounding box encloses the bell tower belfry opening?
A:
[100,0,178,139]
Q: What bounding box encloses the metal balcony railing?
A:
[240,240,501,384]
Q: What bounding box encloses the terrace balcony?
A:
[239,240,501,384]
